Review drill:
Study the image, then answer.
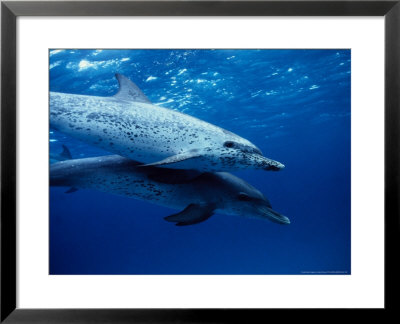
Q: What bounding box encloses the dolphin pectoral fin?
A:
[65,187,78,194]
[113,74,151,104]
[139,151,201,168]
[164,204,215,226]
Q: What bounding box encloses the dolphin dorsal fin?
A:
[113,74,151,104]
[60,145,72,160]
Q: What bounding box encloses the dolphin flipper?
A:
[139,150,201,168]
[60,145,72,160]
[164,203,215,226]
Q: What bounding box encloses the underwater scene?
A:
[49,49,351,275]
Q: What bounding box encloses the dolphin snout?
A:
[276,214,290,225]
[264,161,285,171]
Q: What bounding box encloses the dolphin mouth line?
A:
[259,206,290,225]
[265,162,285,171]
[275,215,290,225]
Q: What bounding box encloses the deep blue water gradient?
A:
[49,49,351,275]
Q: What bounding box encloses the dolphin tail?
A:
[65,187,78,194]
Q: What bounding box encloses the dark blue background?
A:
[49,49,351,275]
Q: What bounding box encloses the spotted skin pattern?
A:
[49,75,284,172]
[50,155,290,225]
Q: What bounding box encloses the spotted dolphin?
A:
[50,155,290,225]
[50,74,284,172]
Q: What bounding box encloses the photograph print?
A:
[49,49,351,275]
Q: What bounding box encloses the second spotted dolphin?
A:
[50,155,290,226]
[50,74,284,172]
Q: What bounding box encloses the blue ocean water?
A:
[49,49,351,275]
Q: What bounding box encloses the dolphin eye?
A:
[237,193,252,201]
[224,141,235,148]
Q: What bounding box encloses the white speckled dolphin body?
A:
[50,155,290,225]
[50,74,284,172]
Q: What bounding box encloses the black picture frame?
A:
[1,0,399,322]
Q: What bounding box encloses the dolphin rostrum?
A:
[50,74,285,172]
[50,155,290,225]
